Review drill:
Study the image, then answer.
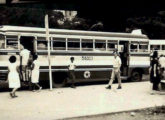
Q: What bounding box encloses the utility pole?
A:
[45,14,53,90]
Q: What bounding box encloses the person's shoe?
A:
[10,92,14,98]
[105,85,111,89]
[117,86,122,89]
[13,93,18,97]
[39,87,42,91]
[71,84,76,88]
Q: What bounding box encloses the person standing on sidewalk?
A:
[31,55,42,91]
[106,51,122,89]
[150,51,161,91]
[68,57,76,88]
[8,56,20,98]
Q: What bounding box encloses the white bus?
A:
[149,40,165,56]
[0,26,150,87]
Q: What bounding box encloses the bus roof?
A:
[0,25,148,39]
[149,40,165,45]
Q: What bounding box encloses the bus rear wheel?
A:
[131,70,142,82]
[52,72,67,88]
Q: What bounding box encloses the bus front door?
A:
[119,41,129,76]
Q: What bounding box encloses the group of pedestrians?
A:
[8,46,164,98]
[8,45,41,98]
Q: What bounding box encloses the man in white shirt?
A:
[106,51,122,89]
[20,45,30,81]
[68,57,76,88]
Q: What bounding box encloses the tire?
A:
[131,70,142,82]
[52,72,67,88]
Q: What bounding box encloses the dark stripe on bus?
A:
[0,67,8,70]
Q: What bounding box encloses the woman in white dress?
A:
[8,56,20,98]
[31,55,42,91]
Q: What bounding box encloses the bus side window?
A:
[162,45,165,50]
[95,40,106,51]
[37,37,47,50]
[68,38,80,51]
[6,35,18,49]
[107,41,117,51]
[139,44,148,52]
[0,35,5,49]
[82,39,93,51]
[53,37,66,50]
[130,44,138,52]
[151,45,160,51]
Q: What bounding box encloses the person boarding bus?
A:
[20,45,30,81]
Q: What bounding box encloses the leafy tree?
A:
[126,12,165,39]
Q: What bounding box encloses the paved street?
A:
[0,81,165,120]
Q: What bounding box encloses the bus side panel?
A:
[69,70,111,83]
[37,53,114,83]
[37,54,114,67]
[128,54,150,77]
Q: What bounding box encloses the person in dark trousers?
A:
[26,54,33,90]
[68,57,76,88]
[150,51,161,91]
[20,45,30,82]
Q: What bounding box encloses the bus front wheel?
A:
[131,70,142,82]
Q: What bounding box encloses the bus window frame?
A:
[0,34,6,50]
[36,36,49,51]
[52,37,66,51]
[162,45,165,50]
[107,40,118,51]
[139,44,149,52]
[95,39,106,51]
[129,43,139,53]
[81,39,94,51]
[67,38,80,51]
[150,45,161,51]
[5,35,19,50]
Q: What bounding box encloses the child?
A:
[31,55,42,91]
[8,56,20,98]
[68,57,76,88]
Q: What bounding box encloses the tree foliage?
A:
[126,12,165,39]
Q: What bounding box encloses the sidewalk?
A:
[0,82,165,120]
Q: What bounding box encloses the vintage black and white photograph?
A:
[0,0,165,120]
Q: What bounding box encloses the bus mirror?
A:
[131,29,142,35]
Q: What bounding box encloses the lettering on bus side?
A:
[82,56,93,60]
